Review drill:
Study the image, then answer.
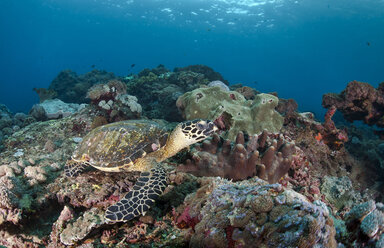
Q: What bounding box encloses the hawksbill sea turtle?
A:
[64,119,217,222]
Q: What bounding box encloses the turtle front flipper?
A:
[64,159,89,177]
[105,165,168,222]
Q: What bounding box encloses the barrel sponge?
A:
[176,86,283,140]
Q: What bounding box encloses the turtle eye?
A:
[197,123,204,130]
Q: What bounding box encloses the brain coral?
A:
[176,86,284,140]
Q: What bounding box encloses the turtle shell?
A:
[73,119,168,170]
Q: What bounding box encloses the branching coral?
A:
[177,130,297,183]
[315,106,349,150]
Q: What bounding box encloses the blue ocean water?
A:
[1,0,383,118]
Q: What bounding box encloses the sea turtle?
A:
[64,119,217,222]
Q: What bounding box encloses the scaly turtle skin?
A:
[64,119,217,222]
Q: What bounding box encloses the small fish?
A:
[131,64,135,68]
[367,42,370,46]
[91,64,95,68]
[315,133,323,141]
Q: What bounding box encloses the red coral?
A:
[174,206,200,229]
[71,119,87,134]
[315,106,348,150]
[225,226,235,248]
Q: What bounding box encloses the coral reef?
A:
[177,177,337,248]
[346,126,384,184]
[0,103,35,151]
[2,66,384,247]
[86,80,142,122]
[345,200,384,247]
[29,99,87,121]
[207,80,230,91]
[0,110,93,228]
[174,64,229,85]
[322,80,384,128]
[125,64,225,121]
[33,65,228,122]
[33,88,57,103]
[44,69,119,104]
[314,106,349,150]
[177,86,284,140]
[233,85,259,100]
[60,207,105,245]
[320,176,362,211]
[276,97,299,124]
[178,131,297,183]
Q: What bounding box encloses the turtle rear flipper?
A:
[64,160,89,177]
[105,165,168,222]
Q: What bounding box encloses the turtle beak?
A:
[203,121,218,136]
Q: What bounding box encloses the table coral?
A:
[178,130,297,183]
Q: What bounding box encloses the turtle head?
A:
[177,119,218,146]
[159,119,217,160]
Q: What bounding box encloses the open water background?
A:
[1,0,383,118]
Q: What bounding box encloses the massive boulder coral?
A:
[176,86,284,140]
[322,80,384,127]
[178,131,297,183]
[176,177,337,248]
